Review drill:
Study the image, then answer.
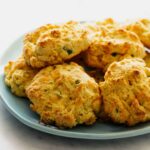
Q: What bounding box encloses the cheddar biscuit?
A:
[100,58,150,126]
[4,57,38,97]
[84,28,145,72]
[23,22,90,68]
[125,19,150,48]
[26,62,101,128]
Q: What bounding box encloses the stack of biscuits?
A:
[4,18,150,128]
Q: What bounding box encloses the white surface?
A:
[0,0,150,149]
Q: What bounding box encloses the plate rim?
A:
[0,34,150,140]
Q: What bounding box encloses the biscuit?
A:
[100,58,150,126]
[84,28,145,72]
[125,19,150,48]
[23,22,90,68]
[26,62,101,128]
[4,57,38,97]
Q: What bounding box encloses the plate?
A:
[0,34,150,140]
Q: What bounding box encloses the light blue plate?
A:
[0,35,150,140]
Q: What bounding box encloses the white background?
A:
[0,0,150,150]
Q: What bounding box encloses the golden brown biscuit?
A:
[100,58,150,126]
[125,19,150,48]
[23,22,90,68]
[84,28,145,72]
[26,62,101,128]
[4,57,38,97]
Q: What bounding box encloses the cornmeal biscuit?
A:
[100,58,150,126]
[84,28,145,72]
[23,22,90,68]
[26,62,101,128]
[125,19,150,48]
[4,57,38,97]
